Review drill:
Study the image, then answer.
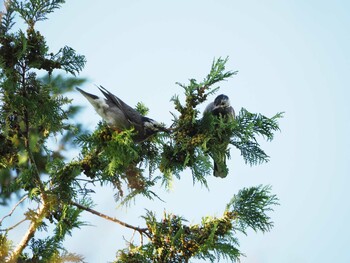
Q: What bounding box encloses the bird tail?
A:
[212,150,229,179]
[213,160,228,178]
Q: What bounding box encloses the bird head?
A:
[142,117,170,134]
[213,94,230,109]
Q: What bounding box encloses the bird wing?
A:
[98,86,124,110]
[98,86,143,128]
[203,102,215,115]
[227,106,235,119]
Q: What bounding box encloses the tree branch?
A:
[19,62,47,201]
[70,201,150,238]
[0,195,28,225]
[0,218,27,232]
[6,202,46,263]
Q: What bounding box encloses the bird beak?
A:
[214,102,228,110]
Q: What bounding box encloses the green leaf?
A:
[227,185,279,233]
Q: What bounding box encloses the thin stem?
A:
[0,195,28,225]
[70,201,150,238]
[6,202,46,263]
[0,218,27,232]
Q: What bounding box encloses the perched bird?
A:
[203,94,235,178]
[204,94,235,119]
[76,86,169,142]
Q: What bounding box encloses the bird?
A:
[204,94,235,119]
[203,94,235,178]
[76,86,169,142]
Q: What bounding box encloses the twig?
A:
[70,201,150,238]
[6,202,46,263]
[129,229,136,244]
[140,230,144,246]
[0,195,28,225]
[0,218,27,232]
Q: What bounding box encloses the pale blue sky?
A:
[2,1,350,262]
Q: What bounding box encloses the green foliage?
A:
[0,234,13,261]
[52,46,86,76]
[115,185,278,262]
[0,0,86,206]
[0,0,86,261]
[0,2,16,32]
[12,0,65,26]
[74,122,165,205]
[160,57,283,185]
[20,236,84,262]
[160,58,236,186]
[227,185,279,234]
[232,109,284,165]
[135,102,149,116]
[0,1,283,262]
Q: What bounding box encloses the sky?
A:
[1,0,350,262]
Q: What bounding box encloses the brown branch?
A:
[70,201,150,238]
[0,218,27,232]
[0,195,28,225]
[6,202,47,263]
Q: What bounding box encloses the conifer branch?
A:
[20,62,47,202]
[0,1,282,261]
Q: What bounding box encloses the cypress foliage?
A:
[0,1,283,262]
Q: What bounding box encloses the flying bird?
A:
[203,94,235,178]
[76,86,169,142]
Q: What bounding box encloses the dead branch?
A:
[0,195,28,226]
